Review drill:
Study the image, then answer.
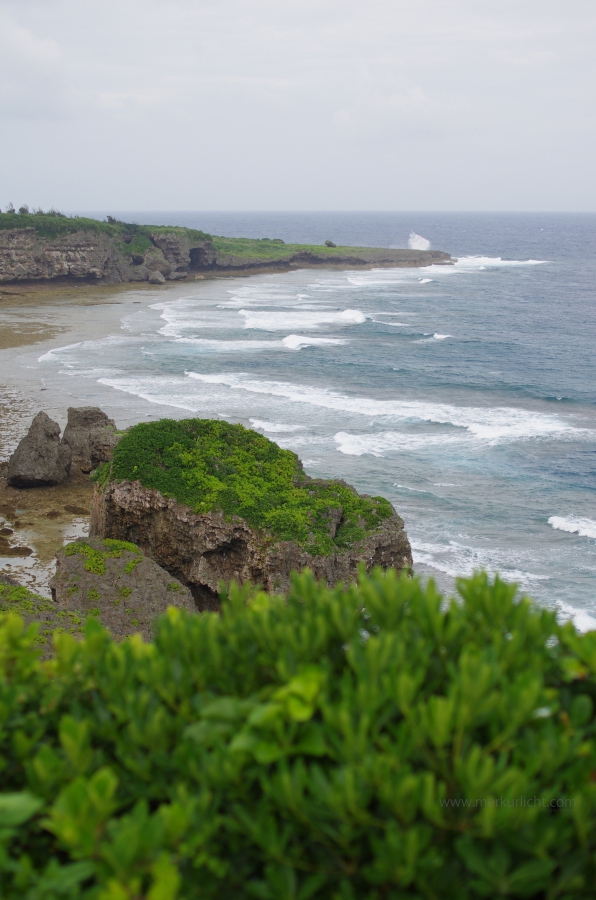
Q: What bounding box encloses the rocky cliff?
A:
[89,417,413,609]
[0,213,451,285]
[90,479,412,610]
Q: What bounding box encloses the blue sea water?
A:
[45,213,596,626]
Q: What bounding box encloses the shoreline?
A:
[0,258,443,595]
[0,279,192,593]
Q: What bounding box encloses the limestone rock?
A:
[7,412,71,487]
[0,225,451,286]
[0,580,84,659]
[166,269,188,281]
[144,248,171,275]
[0,228,121,284]
[90,480,413,611]
[50,537,196,641]
[150,231,192,269]
[148,270,166,284]
[62,406,119,473]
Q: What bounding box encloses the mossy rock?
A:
[51,537,195,641]
[0,580,84,658]
[94,418,394,557]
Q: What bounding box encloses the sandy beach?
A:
[0,278,190,593]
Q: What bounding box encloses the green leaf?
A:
[0,791,43,826]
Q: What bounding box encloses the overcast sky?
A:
[1,0,595,211]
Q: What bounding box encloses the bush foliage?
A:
[1,569,596,899]
[99,418,393,555]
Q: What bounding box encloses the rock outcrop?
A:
[7,412,72,487]
[90,479,413,610]
[50,537,196,641]
[62,406,120,473]
[0,223,451,285]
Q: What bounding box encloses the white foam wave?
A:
[453,256,547,269]
[239,308,366,331]
[249,419,305,433]
[98,376,203,413]
[184,374,580,446]
[548,516,596,539]
[414,332,451,344]
[556,601,596,633]
[411,539,551,592]
[408,232,431,251]
[38,342,83,362]
[345,256,547,288]
[334,431,464,456]
[38,334,140,363]
[419,278,433,284]
[282,335,347,350]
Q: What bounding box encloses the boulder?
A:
[90,480,413,611]
[166,269,188,281]
[7,412,71,487]
[144,248,171,276]
[50,537,196,641]
[62,406,119,473]
[148,270,166,284]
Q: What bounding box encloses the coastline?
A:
[0,279,188,593]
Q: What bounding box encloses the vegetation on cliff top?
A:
[0,210,210,247]
[95,418,393,555]
[0,209,409,261]
[1,569,596,898]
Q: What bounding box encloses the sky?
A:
[1,0,595,212]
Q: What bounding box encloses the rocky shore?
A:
[0,409,413,635]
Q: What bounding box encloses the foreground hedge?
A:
[1,571,596,899]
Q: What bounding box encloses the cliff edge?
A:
[0,212,451,285]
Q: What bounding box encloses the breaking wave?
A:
[548,517,596,539]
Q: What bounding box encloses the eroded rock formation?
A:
[50,537,195,641]
[90,479,413,610]
[0,226,451,285]
[7,411,71,487]
[62,406,120,474]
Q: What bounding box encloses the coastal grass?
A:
[209,235,361,260]
[1,569,596,898]
[0,211,376,262]
[0,212,210,249]
[95,418,393,555]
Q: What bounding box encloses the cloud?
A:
[0,11,73,120]
[0,0,595,209]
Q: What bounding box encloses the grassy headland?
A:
[95,418,393,555]
[0,209,450,272]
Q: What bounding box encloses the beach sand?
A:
[0,278,188,593]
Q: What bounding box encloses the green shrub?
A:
[105,418,393,555]
[1,570,596,898]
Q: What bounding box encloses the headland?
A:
[0,210,451,285]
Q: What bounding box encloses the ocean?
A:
[41,212,596,627]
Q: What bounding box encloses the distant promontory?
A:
[0,210,451,285]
